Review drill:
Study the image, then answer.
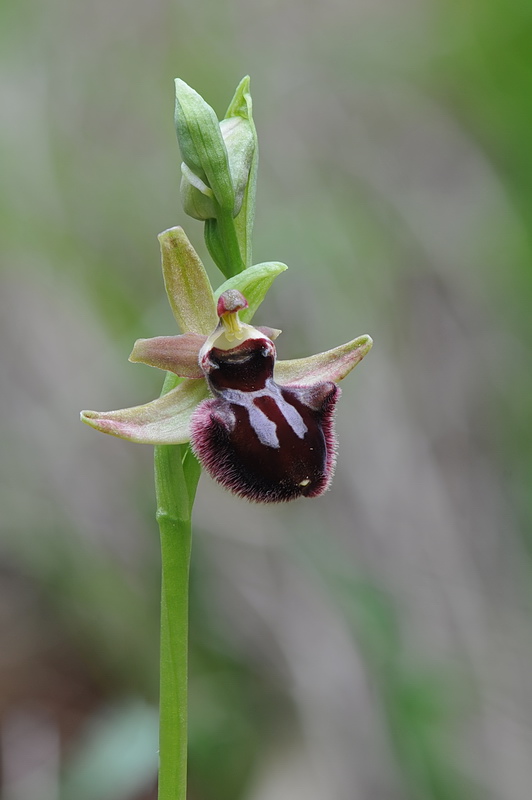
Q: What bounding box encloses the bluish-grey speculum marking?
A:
[217,381,308,449]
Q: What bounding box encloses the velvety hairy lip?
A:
[190,308,341,502]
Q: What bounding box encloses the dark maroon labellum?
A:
[191,336,339,502]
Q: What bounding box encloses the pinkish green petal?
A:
[129,334,206,378]
[274,334,373,386]
[80,379,209,444]
[159,227,217,335]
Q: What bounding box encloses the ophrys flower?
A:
[81,227,372,502]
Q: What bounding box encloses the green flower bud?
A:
[174,79,235,213]
[175,77,259,277]
[180,117,254,221]
[220,116,254,216]
[223,76,258,270]
[180,163,216,221]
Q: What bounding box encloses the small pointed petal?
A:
[81,379,209,445]
[159,227,217,335]
[275,334,373,386]
[215,261,288,323]
[129,334,205,378]
[257,326,281,341]
[224,75,252,119]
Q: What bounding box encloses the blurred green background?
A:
[2,0,532,798]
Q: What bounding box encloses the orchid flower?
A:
[80,76,374,800]
[81,227,372,503]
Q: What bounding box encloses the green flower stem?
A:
[155,77,256,800]
[155,374,201,800]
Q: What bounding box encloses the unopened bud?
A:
[174,79,235,213]
[220,117,254,216]
[180,115,255,221]
[180,163,216,221]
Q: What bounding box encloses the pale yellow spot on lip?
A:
[299,479,310,487]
